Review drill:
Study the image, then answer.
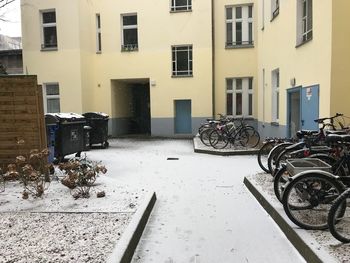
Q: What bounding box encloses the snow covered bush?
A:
[58,157,107,199]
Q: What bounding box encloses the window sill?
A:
[271,121,279,126]
[170,9,192,13]
[295,37,313,48]
[121,49,139,52]
[41,47,58,52]
[225,44,254,49]
[171,75,193,78]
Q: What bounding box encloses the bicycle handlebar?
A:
[314,113,343,124]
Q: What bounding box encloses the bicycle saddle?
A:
[325,130,347,135]
[296,130,319,139]
[325,134,350,143]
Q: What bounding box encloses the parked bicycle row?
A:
[198,114,260,150]
[256,113,350,243]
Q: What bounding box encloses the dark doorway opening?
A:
[130,84,151,134]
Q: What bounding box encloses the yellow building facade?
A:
[21,0,350,138]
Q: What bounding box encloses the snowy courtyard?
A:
[1,139,305,262]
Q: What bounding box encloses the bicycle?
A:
[328,187,350,243]
[208,117,260,149]
[281,134,350,230]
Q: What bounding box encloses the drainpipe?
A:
[211,0,215,118]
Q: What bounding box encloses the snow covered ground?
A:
[1,139,305,262]
[85,139,305,263]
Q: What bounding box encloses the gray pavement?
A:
[87,139,305,263]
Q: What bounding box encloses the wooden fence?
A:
[0,75,46,167]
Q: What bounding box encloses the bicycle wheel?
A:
[267,142,293,176]
[239,126,260,148]
[258,140,278,173]
[282,172,344,230]
[209,130,229,149]
[328,188,350,243]
[200,128,213,146]
[273,165,291,202]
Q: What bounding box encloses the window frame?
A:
[43,83,60,113]
[226,77,254,117]
[96,14,102,53]
[225,4,254,48]
[170,0,192,12]
[296,0,313,47]
[171,45,193,77]
[40,9,58,51]
[121,13,138,52]
[271,69,280,123]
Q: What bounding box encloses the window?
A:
[172,45,193,77]
[261,0,265,30]
[271,0,279,20]
[171,0,192,12]
[121,14,138,51]
[226,5,254,47]
[297,0,312,45]
[43,83,60,113]
[226,77,253,117]
[272,69,280,122]
[96,14,102,52]
[41,10,57,49]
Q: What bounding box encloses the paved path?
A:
[88,139,305,263]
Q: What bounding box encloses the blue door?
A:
[301,85,319,130]
[175,100,192,134]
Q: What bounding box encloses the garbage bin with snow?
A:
[45,117,59,163]
[45,113,87,162]
[82,112,109,148]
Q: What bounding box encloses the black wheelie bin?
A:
[82,112,109,148]
[45,113,86,162]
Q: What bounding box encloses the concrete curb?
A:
[106,191,157,263]
[193,136,259,156]
[243,176,337,263]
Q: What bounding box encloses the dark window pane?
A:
[236,22,242,45]
[276,71,279,87]
[249,78,253,90]
[248,6,253,18]
[226,7,232,19]
[176,50,189,71]
[123,28,138,45]
[123,15,137,26]
[236,78,242,90]
[172,49,176,61]
[226,23,232,45]
[98,33,102,51]
[46,84,59,95]
[249,94,253,116]
[236,93,242,115]
[276,91,279,119]
[42,11,56,24]
[47,98,60,113]
[248,22,253,43]
[227,93,233,115]
[43,26,57,48]
[227,79,233,90]
[236,7,242,19]
[97,14,101,28]
[303,0,307,17]
[307,0,312,30]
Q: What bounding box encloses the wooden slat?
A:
[0,76,46,165]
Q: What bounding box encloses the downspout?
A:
[211,0,215,118]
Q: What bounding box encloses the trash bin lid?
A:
[45,113,59,125]
[52,113,86,123]
[83,112,109,119]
